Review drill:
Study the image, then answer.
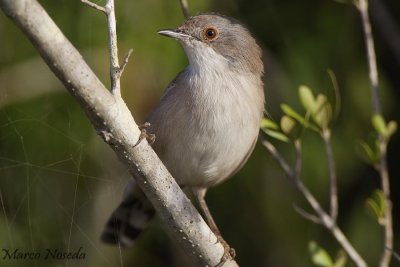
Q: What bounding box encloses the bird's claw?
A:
[133,122,155,147]
[215,235,235,267]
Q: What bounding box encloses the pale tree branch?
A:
[354,1,393,266]
[81,0,107,13]
[261,138,367,267]
[81,0,127,96]
[179,0,190,18]
[0,0,238,266]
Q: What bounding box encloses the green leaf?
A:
[299,85,316,113]
[261,117,279,130]
[309,241,334,267]
[280,116,296,135]
[281,104,305,125]
[313,94,332,128]
[372,114,387,136]
[371,115,398,140]
[262,128,289,143]
[333,251,347,267]
[355,140,378,164]
[386,120,398,139]
[281,104,320,132]
[365,190,386,223]
[327,69,341,121]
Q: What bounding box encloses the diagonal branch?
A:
[261,138,367,267]
[81,0,107,13]
[0,0,238,266]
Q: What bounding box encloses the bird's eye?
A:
[203,27,218,41]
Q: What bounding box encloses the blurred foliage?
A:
[0,0,399,266]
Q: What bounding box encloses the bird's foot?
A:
[133,122,155,147]
[215,235,236,267]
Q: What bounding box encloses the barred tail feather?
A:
[101,181,155,247]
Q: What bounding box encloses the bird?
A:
[101,13,265,258]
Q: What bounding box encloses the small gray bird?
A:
[102,13,265,253]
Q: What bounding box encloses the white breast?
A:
[149,46,264,187]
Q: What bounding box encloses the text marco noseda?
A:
[1,247,86,260]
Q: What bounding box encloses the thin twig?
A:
[119,49,133,76]
[355,1,393,266]
[321,129,338,224]
[179,0,190,18]
[385,247,400,262]
[262,138,368,267]
[355,0,381,114]
[81,0,128,97]
[261,140,294,177]
[80,0,107,13]
[377,141,393,267]
[293,205,322,224]
[104,0,121,96]
[294,139,302,177]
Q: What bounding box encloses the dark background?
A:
[0,0,399,266]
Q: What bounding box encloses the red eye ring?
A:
[203,27,219,41]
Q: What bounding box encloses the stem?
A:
[378,141,393,267]
[262,139,368,267]
[105,0,121,96]
[81,0,131,97]
[355,1,393,265]
[322,129,338,224]
[179,0,190,18]
[356,0,381,114]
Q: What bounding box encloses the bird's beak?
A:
[158,29,191,40]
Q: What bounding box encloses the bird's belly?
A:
[158,111,259,188]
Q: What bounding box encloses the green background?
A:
[0,0,399,266]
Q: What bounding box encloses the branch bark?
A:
[0,0,238,266]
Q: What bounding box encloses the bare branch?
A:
[0,0,238,266]
[119,48,133,76]
[103,0,121,96]
[355,1,393,266]
[321,129,338,224]
[385,247,400,262]
[294,139,302,177]
[261,138,367,267]
[377,141,393,267]
[179,0,190,18]
[81,0,126,97]
[261,139,294,177]
[293,205,322,224]
[355,0,381,114]
[80,0,107,13]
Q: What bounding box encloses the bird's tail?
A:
[101,180,155,247]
